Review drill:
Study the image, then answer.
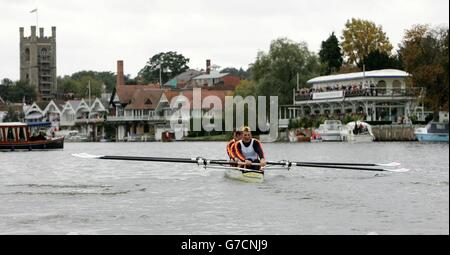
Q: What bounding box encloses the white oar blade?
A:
[377,162,401,167]
[385,168,410,173]
[72,153,104,159]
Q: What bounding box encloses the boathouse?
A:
[279,69,425,126]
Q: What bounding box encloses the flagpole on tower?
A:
[30,8,38,28]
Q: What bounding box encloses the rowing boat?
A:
[71,153,410,183]
[224,169,264,183]
[200,164,265,183]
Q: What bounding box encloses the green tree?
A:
[71,70,116,92]
[364,50,403,71]
[221,67,250,79]
[319,32,343,74]
[341,18,393,66]
[57,74,103,99]
[251,38,321,105]
[1,78,14,86]
[399,24,449,111]
[1,80,37,103]
[138,51,190,84]
[4,106,19,122]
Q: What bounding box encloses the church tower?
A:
[20,26,57,101]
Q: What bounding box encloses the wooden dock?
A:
[372,125,419,141]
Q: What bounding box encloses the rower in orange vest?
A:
[226,130,243,161]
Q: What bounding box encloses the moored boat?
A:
[345,121,375,142]
[0,122,64,151]
[316,120,347,142]
[414,121,449,142]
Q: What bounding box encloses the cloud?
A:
[0,0,448,80]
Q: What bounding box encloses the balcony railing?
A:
[106,115,169,122]
[295,88,423,102]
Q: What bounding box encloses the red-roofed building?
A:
[108,60,174,141]
[107,60,238,141]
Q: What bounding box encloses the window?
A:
[40,48,48,56]
[393,80,401,94]
[0,129,3,142]
[377,80,387,95]
[25,48,30,61]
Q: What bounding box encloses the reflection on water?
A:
[0,142,448,234]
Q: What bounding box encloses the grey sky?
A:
[1,0,448,80]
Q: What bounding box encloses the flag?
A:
[30,8,37,13]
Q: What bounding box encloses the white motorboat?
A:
[316,120,347,142]
[345,121,375,142]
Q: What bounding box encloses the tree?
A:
[57,74,103,99]
[1,78,14,86]
[364,50,402,71]
[138,51,190,84]
[71,70,116,92]
[341,18,393,66]
[399,24,449,111]
[221,67,250,79]
[319,32,343,74]
[235,79,257,98]
[250,37,321,105]
[0,80,37,103]
[4,106,19,122]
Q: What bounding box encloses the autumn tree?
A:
[235,79,257,98]
[319,32,343,74]
[341,18,393,66]
[399,24,449,111]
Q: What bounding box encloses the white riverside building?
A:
[279,69,425,127]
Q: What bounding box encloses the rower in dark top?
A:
[234,126,266,170]
[226,130,243,161]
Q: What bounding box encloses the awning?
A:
[26,121,52,127]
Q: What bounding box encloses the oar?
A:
[72,153,409,172]
[72,153,202,164]
[284,161,401,167]
[265,161,409,172]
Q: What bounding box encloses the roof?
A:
[193,71,229,80]
[307,69,410,84]
[116,84,159,105]
[164,89,233,110]
[124,88,165,110]
[164,69,203,86]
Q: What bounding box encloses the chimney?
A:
[206,59,211,74]
[39,27,44,38]
[116,60,125,86]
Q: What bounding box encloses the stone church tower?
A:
[20,26,57,101]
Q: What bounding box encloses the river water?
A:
[0,142,448,234]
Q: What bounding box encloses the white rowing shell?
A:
[224,169,264,183]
